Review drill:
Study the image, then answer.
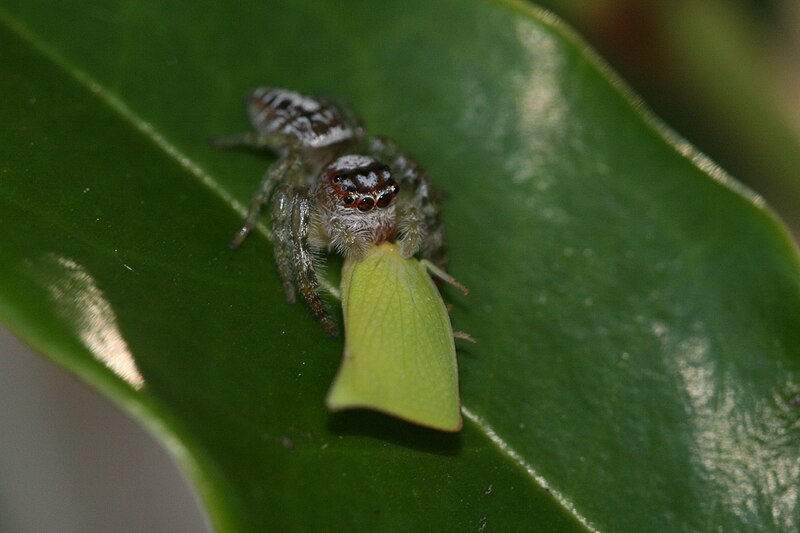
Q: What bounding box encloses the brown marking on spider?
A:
[327,159,399,212]
[211,87,450,336]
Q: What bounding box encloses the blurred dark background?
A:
[536,0,800,238]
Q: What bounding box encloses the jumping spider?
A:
[214,87,449,336]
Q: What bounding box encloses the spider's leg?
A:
[368,136,448,268]
[291,191,338,337]
[208,131,291,150]
[271,183,297,304]
[414,177,448,270]
[230,152,301,249]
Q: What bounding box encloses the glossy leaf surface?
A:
[1,1,799,531]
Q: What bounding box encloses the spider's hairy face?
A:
[326,155,399,212]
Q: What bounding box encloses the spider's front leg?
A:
[368,137,448,268]
[271,185,338,335]
[209,131,302,249]
[229,152,302,249]
[290,190,338,337]
[271,183,298,304]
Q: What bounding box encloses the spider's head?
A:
[326,155,399,212]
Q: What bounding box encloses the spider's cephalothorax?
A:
[213,87,447,336]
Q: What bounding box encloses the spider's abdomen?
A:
[248,87,357,149]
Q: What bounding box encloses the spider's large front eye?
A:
[357,197,375,211]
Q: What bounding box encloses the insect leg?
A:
[271,183,297,303]
[230,152,301,249]
[420,259,468,296]
[291,191,338,336]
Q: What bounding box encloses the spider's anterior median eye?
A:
[357,197,375,211]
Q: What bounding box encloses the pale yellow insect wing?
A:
[326,243,462,432]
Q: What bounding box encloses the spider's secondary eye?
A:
[357,197,375,211]
[376,194,392,208]
[344,195,356,205]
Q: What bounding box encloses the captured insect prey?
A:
[214,87,468,431]
[328,243,466,432]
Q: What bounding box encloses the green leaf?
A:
[1,1,799,531]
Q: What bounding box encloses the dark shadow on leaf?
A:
[327,409,462,456]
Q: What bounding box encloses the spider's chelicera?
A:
[213,87,447,336]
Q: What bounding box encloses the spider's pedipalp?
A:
[324,215,371,260]
[397,204,423,259]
